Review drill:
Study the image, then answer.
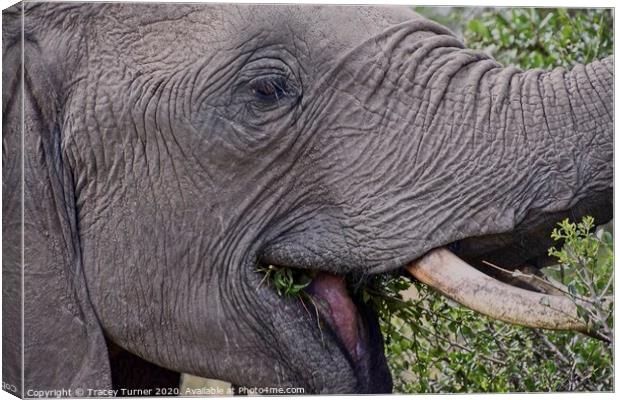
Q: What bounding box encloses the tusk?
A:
[405,248,606,340]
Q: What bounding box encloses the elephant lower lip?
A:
[305,273,364,363]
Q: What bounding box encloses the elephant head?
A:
[2,3,612,395]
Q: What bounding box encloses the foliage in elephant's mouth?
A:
[256,263,316,297]
[256,262,401,301]
[256,260,405,306]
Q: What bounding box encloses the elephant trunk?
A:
[500,56,613,217]
[395,33,613,246]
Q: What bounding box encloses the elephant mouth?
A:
[256,255,391,392]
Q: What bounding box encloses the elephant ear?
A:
[2,10,111,395]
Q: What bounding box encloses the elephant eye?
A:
[250,75,295,103]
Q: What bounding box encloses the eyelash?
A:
[251,75,295,103]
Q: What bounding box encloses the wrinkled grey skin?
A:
[2,2,612,395]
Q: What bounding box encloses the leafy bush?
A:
[464,8,613,69]
[547,217,614,343]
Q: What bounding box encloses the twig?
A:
[599,270,614,300]
[400,323,507,366]
[482,260,588,301]
[300,294,325,347]
[532,329,570,365]
[486,321,509,358]
[571,368,597,391]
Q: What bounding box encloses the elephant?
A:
[2,2,613,396]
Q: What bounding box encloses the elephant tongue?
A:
[306,273,360,362]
